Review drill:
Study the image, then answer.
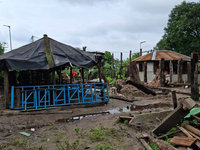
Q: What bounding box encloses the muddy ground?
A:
[0,85,192,150]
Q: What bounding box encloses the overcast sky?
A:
[0,0,199,59]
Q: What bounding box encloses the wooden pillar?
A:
[171,91,177,109]
[120,52,122,79]
[177,59,183,83]
[191,52,199,101]
[160,58,165,87]
[70,67,72,84]
[4,67,9,109]
[59,68,62,84]
[143,61,147,82]
[112,53,115,78]
[169,60,173,83]
[81,68,84,83]
[52,69,56,84]
[98,64,102,83]
[187,62,191,83]
[129,50,131,76]
[16,88,20,107]
[140,48,142,56]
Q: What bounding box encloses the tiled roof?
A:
[134,50,190,62]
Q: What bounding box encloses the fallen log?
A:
[148,134,179,150]
[126,77,156,96]
[181,123,200,137]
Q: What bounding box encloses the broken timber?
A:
[136,134,153,150]
[169,136,197,147]
[148,134,179,150]
[152,98,196,135]
[126,77,156,96]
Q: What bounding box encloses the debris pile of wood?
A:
[137,97,200,150]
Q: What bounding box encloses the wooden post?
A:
[81,68,84,83]
[52,69,56,84]
[129,61,141,82]
[160,58,165,86]
[98,64,102,83]
[187,62,191,83]
[120,52,122,79]
[170,60,173,83]
[129,50,131,76]
[59,67,62,84]
[112,53,115,78]
[70,67,72,84]
[171,91,177,109]
[178,59,183,83]
[16,88,20,107]
[4,67,9,109]
[191,53,199,101]
[140,48,142,56]
[143,61,147,82]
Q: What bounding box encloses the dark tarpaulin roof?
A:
[0,36,98,70]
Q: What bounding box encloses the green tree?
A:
[154,35,170,50]
[104,51,112,64]
[0,42,6,55]
[163,1,200,56]
[0,42,5,83]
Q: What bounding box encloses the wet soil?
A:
[0,86,191,149]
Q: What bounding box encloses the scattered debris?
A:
[20,132,31,136]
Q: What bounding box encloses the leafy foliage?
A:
[0,42,6,55]
[155,1,200,56]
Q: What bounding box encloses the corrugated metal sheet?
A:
[134,50,190,62]
[134,53,153,61]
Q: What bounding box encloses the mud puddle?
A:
[108,103,173,114]
[55,112,110,123]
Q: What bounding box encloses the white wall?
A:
[137,62,200,83]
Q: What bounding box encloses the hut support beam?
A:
[4,67,9,109]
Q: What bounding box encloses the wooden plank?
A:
[136,134,153,150]
[181,123,200,137]
[180,127,200,148]
[169,136,196,147]
[184,129,200,141]
[148,134,178,150]
[152,98,195,135]
[178,146,187,150]
[179,127,192,137]
[119,116,133,120]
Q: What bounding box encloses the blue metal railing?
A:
[11,83,109,110]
